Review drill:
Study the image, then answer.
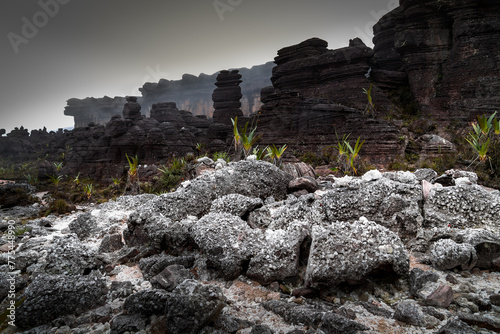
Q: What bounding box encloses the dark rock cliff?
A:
[372,0,500,123]
[254,0,500,161]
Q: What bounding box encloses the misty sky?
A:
[1,0,398,133]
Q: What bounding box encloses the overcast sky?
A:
[1,0,398,133]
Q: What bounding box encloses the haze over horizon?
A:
[1,0,398,134]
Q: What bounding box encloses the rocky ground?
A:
[1,158,499,334]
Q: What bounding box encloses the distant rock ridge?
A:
[64,96,128,129]
[64,62,274,128]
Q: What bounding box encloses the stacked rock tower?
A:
[212,70,243,125]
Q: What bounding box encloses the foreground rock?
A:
[1,160,499,333]
[16,274,107,329]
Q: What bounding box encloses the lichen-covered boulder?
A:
[318,176,423,239]
[424,184,500,229]
[123,289,171,316]
[124,213,196,253]
[69,211,98,240]
[430,239,477,271]
[210,193,263,217]
[262,300,369,332]
[139,254,195,280]
[150,159,292,221]
[125,160,293,246]
[164,280,227,334]
[150,264,195,291]
[70,194,154,241]
[455,229,500,270]
[305,217,409,287]
[191,212,262,280]
[393,301,426,326]
[248,193,324,230]
[247,220,309,284]
[192,211,312,285]
[409,268,439,298]
[16,274,107,329]
[44,234,97,275]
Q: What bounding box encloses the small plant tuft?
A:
[212,151,230,162]
[266,144,287,168]
[231,117,262,160]
[335,133,365,175]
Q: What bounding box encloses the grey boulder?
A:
[431,239,477,271]
[16,274,107,329]
[305,217,409,287]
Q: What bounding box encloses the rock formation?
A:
[212,70,244,125]
[64,96,128,128]
[2,159,500,333]
[122,96,142,122]
[251,0,500,161]
[62,100,218,179]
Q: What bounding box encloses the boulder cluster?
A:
[1,159,499,333]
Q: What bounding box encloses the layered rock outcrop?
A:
[62,100,221,179]
[256,38,404,163]
[254,0,499,160]
[64,96,128,128]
